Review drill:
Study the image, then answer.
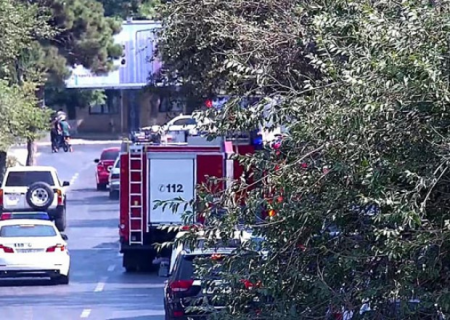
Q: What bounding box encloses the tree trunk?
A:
[0,151,7,184]
[26,138,36,166]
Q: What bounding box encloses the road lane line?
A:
[107,264,116,272]
[94,277,108,292]
[80,309,91,318]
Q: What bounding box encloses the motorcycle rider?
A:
[50,113,62,152]
[59,116,73,152]
[50,109,69,152]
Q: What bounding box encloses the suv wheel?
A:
[26,182,54,210]
[55,207,66,232]
[97,183,107,191]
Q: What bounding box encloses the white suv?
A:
[0,166,70,231]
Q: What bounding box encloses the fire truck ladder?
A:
[128,144,144,245]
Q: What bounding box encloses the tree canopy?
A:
[30,0,123,85]
[0,0,52,139]
[0,0,124,165]
[98,0,161,19]
[160,0,450,318]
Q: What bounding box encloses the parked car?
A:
[162,114,213,142]
[94,147,120,190]
[164,228,270,320]
[164,247,236,320]
[0,166,69,231]
[0,211,50,221]
[0,219,70,284]
[108,157,120,200]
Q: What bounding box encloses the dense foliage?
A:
[98,0,161,19]
[0,0,52,141]
[160,0,450,319]
[0,0,124,166]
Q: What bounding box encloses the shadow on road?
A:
[0,278,55,287]
[70,187,100,193]
[69,218,118,229]
[68,195,112,205]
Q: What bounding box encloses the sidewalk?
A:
[13,132,124,147]
[8,148,39,166]
[71,132,125,140]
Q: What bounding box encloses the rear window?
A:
[0,224,57,237]
[5,171,54,187]
[101,150,119,161]
[172,118,196,126]
[178,254,232,280]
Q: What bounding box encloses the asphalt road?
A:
[0,143,166,320]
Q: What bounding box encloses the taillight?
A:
[180,225,202,232]
[56,189,63,206]
[0,244,14,253]
[211,253,223,260]
[0,212,11,220]
[169,280,194,292]
[0,189,3,206]
[46,244,65,252]
[240,279,262,290]
[196,213,205,224]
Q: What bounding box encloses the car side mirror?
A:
[62,181,70,187]
[94,159,100,163]
[61,234,68,241]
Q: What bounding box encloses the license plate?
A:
[17,249,43,253]
[8,194,20,200]
[204,287,231,295]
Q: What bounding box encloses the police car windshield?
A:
[0,224,57,237]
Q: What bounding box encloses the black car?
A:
[164,248,237,320]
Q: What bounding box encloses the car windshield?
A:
[101,151,119,161]
[5,171,54,187]
[115,159,121,168]
[0,224,57,237]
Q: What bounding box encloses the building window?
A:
[89,90,120,115]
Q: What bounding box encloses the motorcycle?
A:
[52,134,70,153]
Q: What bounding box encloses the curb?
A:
[36,140,122,146]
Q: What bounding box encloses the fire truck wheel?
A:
[26,182,55,210]
[125,266,137,273]
[123,252,138,272]
[109,190,119,200]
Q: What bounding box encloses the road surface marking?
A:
[80,309,91,318]
[107,264,116,272]
[94,277,108,292]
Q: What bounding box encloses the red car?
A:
[94,147,120,190]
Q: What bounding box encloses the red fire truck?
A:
[118,135,256,272]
